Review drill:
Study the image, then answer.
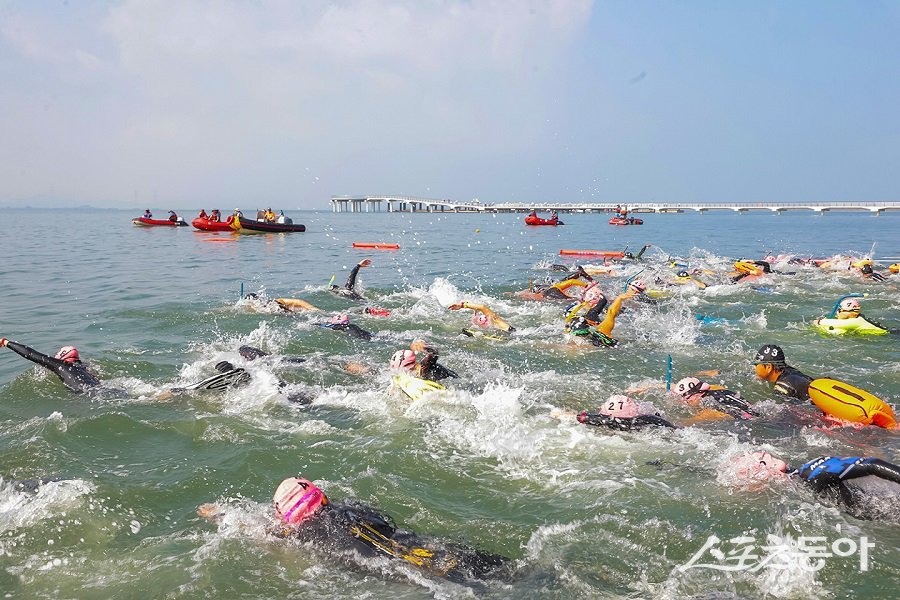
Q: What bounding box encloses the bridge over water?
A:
[331,195,900,215]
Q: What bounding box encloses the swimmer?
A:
[331,259,372,300]
[238,345,306,364]
[198,476,510,583]
[727,451,900,520]
[731,260,775,283]
[448,302,515,333]
[859,263,887,282]
[673,377,758,420]
[751,344,813,402]
[391,340,458,382]
[319,313,373,341]
[671,270,708,289]
[0,338,101,393]
[574,395,676,431]
[243,293,320,313]
[564,286,634,347]
[159,359,312,404]
[625,279,656,304]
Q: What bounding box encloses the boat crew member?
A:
[167,210,178,222]
[209,209,221,222]
[331,259,372,300]
[143,209,153,219]
[198,209,208,219]
[197,476,510,583]
[264,208,277,223]
[0,338,101,392]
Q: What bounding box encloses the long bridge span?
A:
[331,195,900,215]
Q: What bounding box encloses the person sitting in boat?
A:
[528,209,537,218]
[448,301,515,333]
[0,338,100,393]
[550,210,558,221]
[167,210,178,222]
[564,285,634,347]
[276,210,286,224]
[331,259,372,300]
[319,313,373,341]
[725,451,900,520]
[264,208,277,223]
[574,395,676,431]
[209,209,221,222]
[751,344,813,402]
[143,209,153,219]
[391,340,458,382]
[673,377,758,420]
[197,476,510,583]
[198,209,208,219]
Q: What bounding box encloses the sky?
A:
[1,0,898,209]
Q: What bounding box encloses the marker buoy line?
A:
[352,242,400,250]
[559,249,625,258]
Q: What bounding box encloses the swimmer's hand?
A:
[358,259,372,268]
[550,408,576,420]
[448,303,465,311]
[344,362,370,375]
[410,339,428,353]
[197,503,225,523]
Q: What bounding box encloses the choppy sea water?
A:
[0,207,898,598]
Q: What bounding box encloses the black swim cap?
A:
[239,345,268,360]
[753,344,785,366]
[215,361,235,373]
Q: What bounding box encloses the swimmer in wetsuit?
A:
[729,452,900,520]
[564,285,634,347]
[331,259,372,300]
[751,344,814,402]
[391,340,458,382]
[198,477,510,583]
[448,301,515,333]
[673,377,758,420]
[576,395,676,431]
[319,313,373,341]
[0,339,101,392]
[625,278,657,304]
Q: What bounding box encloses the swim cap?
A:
[273,477,328,525]
[674,377,710,398]
[390,349,416,370]
[889,264,899,274]
[838,298,861,312]
[730,451,788,484]
[329,313,350,325]
[54,346,79,364]
[472,312,490,328]
[598,395,640,418]
[676,270,689,278]
[582,284,606,305]
[753,344,785,366]
[215,361,235,373]
[861,264,874,275]
[628,279,647,293]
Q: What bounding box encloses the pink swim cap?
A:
[472,312,490,328]
[730,451,789,484]
[582,284,605,305]
[628,279,647,293]
[839,298,860,312]
[55,346,80,363]
[598,395,640,418]
[390,349,416,370]
[273,477,328,525]
[329,313,350,325]
[674,377,710,399]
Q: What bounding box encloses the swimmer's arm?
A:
[844,459,900,484]
[4,340,60,371]
[197,503,226,523]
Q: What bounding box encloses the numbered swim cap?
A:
[329,313,350,325]
[54,346,80,364]
[598,395,640,418]
[674,377,710,398]
[582,284,606,305]
[753,344,785,366]
[273,477,328,525]
[472,312,490,328]
[838,298,861,312]
[628,279,647,293]
[390,349,416,370]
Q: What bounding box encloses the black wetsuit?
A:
[331,263,366,300]
[5,476,66,493]
[239,345,306,363]
[5,341,101,392]
[273,499,509,582]
[695,389,758,419]
[321,322,373,341]
[416,346,458,381]
[792,456,900,519]
[577,411,676,431]
[772,366,814,402]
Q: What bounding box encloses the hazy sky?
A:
[1,1,898,208]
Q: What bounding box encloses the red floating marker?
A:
[365,306,391,317]
[352,242,400,250]
[559,249,625,258]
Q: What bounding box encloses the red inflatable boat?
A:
[132,217,188,227]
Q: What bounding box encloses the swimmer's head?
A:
[273,477,328,525]
[329,313,350,326]
[838,297,861,316]
[582,284,606,306]
[598,395,640,418]
[628,279,647,293]
[674,377,710,401]
[728,451,789,486]
[676,270,690,279]
[472,312,490,328]
[390,349,416,371]
[55,346,79,364]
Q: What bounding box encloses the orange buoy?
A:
[559,249,625,258]
[352,242,400,250]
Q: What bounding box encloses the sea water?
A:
[0,208,897,598]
